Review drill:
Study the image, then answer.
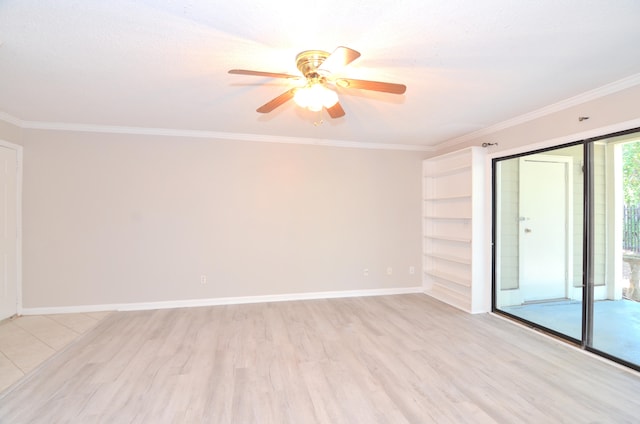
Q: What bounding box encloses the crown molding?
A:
[0,111,23,127]
[0,112,432,152]
[435,72,640,151]
[5,72,639,152]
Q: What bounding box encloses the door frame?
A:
[0,139,22,319]
[517,154,574,303]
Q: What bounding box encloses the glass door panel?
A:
[590,135,640,367]
[494,143,584,340]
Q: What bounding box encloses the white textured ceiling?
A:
[1,0,640,148]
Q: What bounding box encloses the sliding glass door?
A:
[493,128,640,370]
[494,143,584,341]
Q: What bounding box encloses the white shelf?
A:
[425,252,471,265]
[423,164,471,178]
[425,269,471,287]
[424,194,471,201]
[422,146,486,313]
[424,215,472,220]
[428,285,471,310]
[424,234,471,243]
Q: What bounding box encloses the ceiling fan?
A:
[228,46,406,118]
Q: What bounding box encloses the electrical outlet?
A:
[363,268,369,277]
[200,275,207,284]
[387,267,392,275]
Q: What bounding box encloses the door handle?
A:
[524,228,532,233]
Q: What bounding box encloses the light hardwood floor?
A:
[1,294,639,423]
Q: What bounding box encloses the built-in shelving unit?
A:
[422,146,486,313]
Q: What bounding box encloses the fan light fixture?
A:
[228,46,407,119]
[293,83,338,112]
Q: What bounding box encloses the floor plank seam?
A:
[0,349,23,374]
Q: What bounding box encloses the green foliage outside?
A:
[623,141,640,206]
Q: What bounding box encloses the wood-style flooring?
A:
[1,294,639,423]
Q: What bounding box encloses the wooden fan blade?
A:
[336,78,406,94]
[229,69,299,79]
[318,46,361,72]
[256,88,296,113]
[326,102,345,118]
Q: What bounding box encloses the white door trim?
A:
[0,139,22,317]
[518,154,574,303]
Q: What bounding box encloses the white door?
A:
[0,146,18,320]
[519,155,571,302]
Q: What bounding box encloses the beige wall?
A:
[21,129,424,308]
[0,119,23,145]
[8,82,640,311]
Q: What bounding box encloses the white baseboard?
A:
[20,302,124,316]
[20,286,424,315]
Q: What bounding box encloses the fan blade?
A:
[256,88,297,113]
[336,78,406,94]
[318,46,361,73]
[326,102,345,118]
[229,69,299,79]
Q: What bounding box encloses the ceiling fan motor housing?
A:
[296,50,330,79]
